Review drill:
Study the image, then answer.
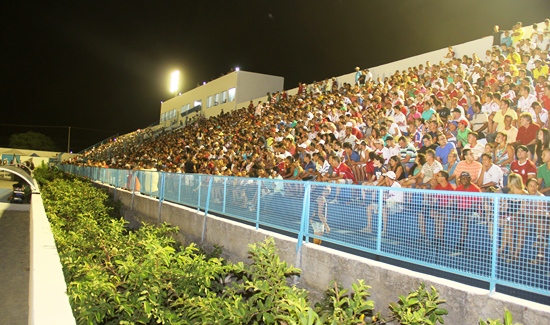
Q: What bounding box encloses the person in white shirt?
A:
[477,153,504,191]
[517,85,538,113]
[527,101,549,128]
[463,132,485,161]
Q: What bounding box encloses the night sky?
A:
[2,0,549,152]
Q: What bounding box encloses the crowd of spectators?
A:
[66,20,550,261]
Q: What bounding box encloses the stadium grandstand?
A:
[62,19,550,305]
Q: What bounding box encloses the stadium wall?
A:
[107,185,550,325]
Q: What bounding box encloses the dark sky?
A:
[1,0,549,152]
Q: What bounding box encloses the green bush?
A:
[39,167,520,324]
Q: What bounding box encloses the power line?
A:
[0,123,118,134]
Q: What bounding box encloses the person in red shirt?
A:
[510,145,537,186]
[325,155,356,204]
[419,170,455,248]
[453,171,481,254]
[513,112,540,154]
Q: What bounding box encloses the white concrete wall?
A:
[107,186,550,325]
[235,71,284,105]
[29,190,76,325]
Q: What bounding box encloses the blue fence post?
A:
[158,172,165,223]
[178,173,182,203]
[376,188,383,254]
[222,178,227,214]
[255,180,262,230]
[204,177,213,217]
[296,182,312,255]
[490,197,500,294]
[201,177,214,243]
[201,175,202,211]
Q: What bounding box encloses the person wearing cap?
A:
[451,148,482,184]
[452,170,482,254]
[510,145,537,186]
[456,119,471,151]
[362,170,403,235]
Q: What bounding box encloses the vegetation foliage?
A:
[36,166,519,324]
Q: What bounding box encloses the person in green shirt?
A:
[537,148,550,196]
[456,120,471,150]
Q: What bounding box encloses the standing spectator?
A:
[498,173,528,263]
[453,171,482,254]
[363,171,403,235]
[427,170,455,248]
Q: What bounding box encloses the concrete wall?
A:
[29,190,76,324]
[108,186,550,325]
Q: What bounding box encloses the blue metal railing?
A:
[59,165,550,298]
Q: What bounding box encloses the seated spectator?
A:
[435,132,457,165]
[528,101,549,128]
[387,155,407,184]
[399,154,427,188]
[463,132,485,161]
[451,148,483,184]
[398,136,417,171]
[513,112,540,154]
[499,115,518,144]
[326,155,356,203]
[363,155,387,186]
[456,120,471,150]
[477,153,504,192]
[487,98,517,143]
[417,134,439,155]
[534,128,550,165]
[415,149,443,189]
[537,148,550,196]
[510,145,537,186]
[470,101,489,138]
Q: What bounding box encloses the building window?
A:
[222,91,228,103]
[228,88,236,102]
[194,100,202,108]
[207,96,213,108]
[213,93,220,106]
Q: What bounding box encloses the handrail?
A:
[60,164,550,300]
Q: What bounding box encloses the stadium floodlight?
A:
[170,70,180,94]
[235,67,240,71]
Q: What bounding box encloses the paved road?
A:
[0,178,30,325]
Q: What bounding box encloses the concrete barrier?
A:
[29,191,76,325]
[108,186,550,324]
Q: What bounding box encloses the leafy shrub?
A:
[40,167,521,324]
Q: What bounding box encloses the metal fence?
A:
[59,165,550,298]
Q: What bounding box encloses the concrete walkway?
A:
[0,178,30,325]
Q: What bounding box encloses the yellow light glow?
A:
[170,70,180,93]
